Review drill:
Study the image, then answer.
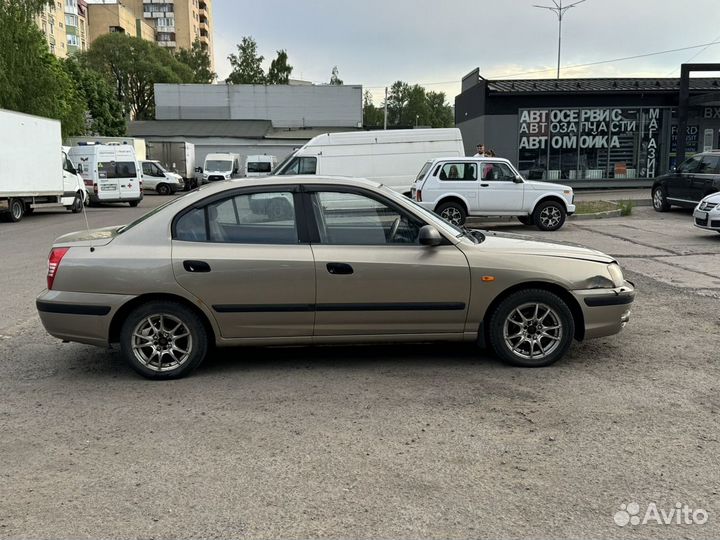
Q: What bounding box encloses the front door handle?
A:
[326,262,353,275]
[480,183,490,187]
[183,260,211,273]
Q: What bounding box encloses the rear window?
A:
[247,162,272,173]
[98,161,137,179]
[416,161,433,181]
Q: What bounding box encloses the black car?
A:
[652,151,720,211]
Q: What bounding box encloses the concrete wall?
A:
[154,84,363,129]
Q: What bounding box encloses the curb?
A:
[570,209,623,220]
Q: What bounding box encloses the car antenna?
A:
[79,190,95,253]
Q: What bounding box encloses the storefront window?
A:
[518,107,664,181]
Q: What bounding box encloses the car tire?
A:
[70,192,83,213]
[652,186,670,212]
[436,200,467,226]
[120,301,208,380]
[156,183,171,196]
[128,200,140,207]
[8,198,24,222]
[517,215,533,226]
[533,200,566,231]
[488,288,575,368]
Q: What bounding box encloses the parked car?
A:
[693,192,720,233]
[412,157,576,231]
[140,160,184,195]
[68,144,143,207]
[652,151,720,212]
[272,128,465,195]
[36,176,633,380]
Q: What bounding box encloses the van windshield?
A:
[205,160,232,172]
[273,151,297,175]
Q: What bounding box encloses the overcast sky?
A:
[212,0,720,103]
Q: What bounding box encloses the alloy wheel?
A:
[503,302,563,361]
[440,207,463,225]
[131,313,193,372]
[653,189,663,209]
[539,206,562,229]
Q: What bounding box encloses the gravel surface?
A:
[0,200,718,539]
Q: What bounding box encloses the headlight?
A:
[586,275,615,289]
[607,263,624,287]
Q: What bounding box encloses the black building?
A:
[455,67,720,187]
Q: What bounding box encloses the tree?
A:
[226,36,265,84]
[64,56,126,136]
[385,81,454,128]
[175,39,216,83]
[329,66,343,85]
[363,90,384,128]
[86,33,194,119]
[426,90,454,128]
[266,49,293,84]
[0,0,87,137]
[387,81,410,126]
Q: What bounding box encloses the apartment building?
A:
[37,0,89,58]
[86,1,155,44]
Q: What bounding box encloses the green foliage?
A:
[175,39,216,83]
[0,0,86,137]
[226,36,265,84]
[618,200,634,216]
[330,66,343,86]
[386,81,453,128]
[267,49,293,84]
[363,90,384,128]
[64,56,126,136]
[86,33,194,119]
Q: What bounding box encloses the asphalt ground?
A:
[1,194,719,539]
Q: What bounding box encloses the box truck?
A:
[146,141,196,188]
[272,128,465,194]
[0,109,87,223]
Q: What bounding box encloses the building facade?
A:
[455,68,720,186]
[37,0,89,58]
[86,1,155,44]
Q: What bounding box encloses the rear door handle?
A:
[480,183,490,187]
[326,262,353,275]
[183,260,211,273]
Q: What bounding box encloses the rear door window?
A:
[697,155,720,174]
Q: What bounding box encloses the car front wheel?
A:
[436,201,467,226]
[156,183,171,196]
[120,301,208,380]
[652,186,670,212]
[488,289,575,367]
[533,200,566,231]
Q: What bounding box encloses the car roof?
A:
[430,156,513,163]
[193,175,383,197]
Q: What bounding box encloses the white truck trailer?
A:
[0,109,86,223]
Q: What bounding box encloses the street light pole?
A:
[533,0,586,79]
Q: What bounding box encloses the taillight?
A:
[416,189,422,202]
[47,247,69,290]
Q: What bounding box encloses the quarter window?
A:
[175,192,297,244]
[438,162,477,181]
[311,191,422,245]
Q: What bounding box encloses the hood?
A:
[54,225,122,247]
[523,180,572,192]
[700,192,720,204]
[475,230,614,263]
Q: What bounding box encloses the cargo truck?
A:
[146,141,196,189]
[0,109,87,223]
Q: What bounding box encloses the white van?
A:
[272,128,465,194]
[202,153,241,183]
[68,144,143,206]
[245,155,277,177]
[140,160,184,195]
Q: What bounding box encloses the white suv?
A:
[412,157,575,231]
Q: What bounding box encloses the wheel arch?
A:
[478,281,585,347]
[531,194,571,213]
[108,292,218,345]
[434,195,470,214]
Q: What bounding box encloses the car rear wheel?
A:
[120,302,208,380]
[488,289,575,367]
[436,201,467,226]
[652,186,670,212]
[156,183,171,196]
[533,200,566,231]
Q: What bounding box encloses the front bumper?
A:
[571,281,635,339]
[36,289,136,347]
[693,207,720,231]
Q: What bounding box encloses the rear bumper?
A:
[36,290,136,347]
[571,281,635,339]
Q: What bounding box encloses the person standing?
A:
[474,143,486,157]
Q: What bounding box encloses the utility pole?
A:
[384,86,388,130]
[533,0,586,78]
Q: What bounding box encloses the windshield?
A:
[247,161,272,173]
[205,160,232,172]
[415,161,433,182]
[154,162,167,173]
[117,190,196,234]
[272,151,297,175]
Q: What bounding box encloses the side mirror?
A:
[419,225,442,246]
[513,174,524,183]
